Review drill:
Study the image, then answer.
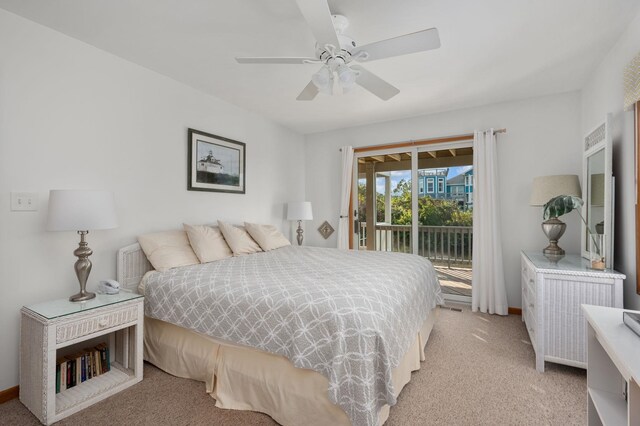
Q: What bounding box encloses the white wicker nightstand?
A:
[20,292,144,425]
[521,251,625,372]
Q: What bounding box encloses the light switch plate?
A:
[11,192,38,211]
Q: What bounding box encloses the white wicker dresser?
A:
[20,292,144,425]
[521,251,625,372]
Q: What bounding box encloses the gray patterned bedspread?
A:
[142,246,443,426]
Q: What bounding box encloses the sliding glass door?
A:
[353,142,473,302]
[355,151,413,252]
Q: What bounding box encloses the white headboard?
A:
[117,243,154,293]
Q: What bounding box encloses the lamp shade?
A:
[287,201,313,221]
[46,190,118,231]
[529,175,582,206]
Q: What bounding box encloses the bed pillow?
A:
[244,222,291,251]
[138,230,200,272]
[183,223,233,263]
[217,220,262,256]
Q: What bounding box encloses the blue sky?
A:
[373,166,472,194]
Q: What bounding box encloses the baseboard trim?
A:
[0,386,18,404]
[508,307,522,315]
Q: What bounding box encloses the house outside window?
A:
[427,179,434,193]
[467,192,473,204]
[465,174,473,189]
[419,179,424,194]
[437,177,445,193]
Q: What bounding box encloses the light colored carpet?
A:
[1,304,586,425]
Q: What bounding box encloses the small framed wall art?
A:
[187,128,246,194]
[318,221,335,239]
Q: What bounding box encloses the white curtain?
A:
[472,130,508,315]
[338,146,354,250]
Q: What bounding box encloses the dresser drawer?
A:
[523,289,536,317]
[56,303,140,344]
[521,258,536,302]
[524,308,536,350]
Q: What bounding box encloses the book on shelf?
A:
[56,357,66,393]
[63,355,75,389]
[55,363,59,394]
[60,358,67,391]
[81,353,86,383]
[96,342,109,374]
[55,343,112,394]
[86,350,93,380]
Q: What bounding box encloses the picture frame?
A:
[187,128,246,194]
[318,221,335,239]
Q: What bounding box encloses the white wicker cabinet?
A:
[521,251,624,372]
[20,293,144,425]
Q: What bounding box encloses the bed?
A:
[117,243,443,426]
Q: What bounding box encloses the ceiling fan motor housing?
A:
[315,15,356,64]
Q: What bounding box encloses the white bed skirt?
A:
[144,307,439,426]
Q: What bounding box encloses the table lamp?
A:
[529,175,581,256]
[46,190,118,302]
[287,201,313,246]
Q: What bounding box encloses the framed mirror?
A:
[582,114,614,268]
[636,102,640,294]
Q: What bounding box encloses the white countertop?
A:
[522,251,626,278]
[24,291,143,320]
[582,304,640,384]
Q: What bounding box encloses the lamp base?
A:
[541,217,566,256]
[70,230,96,303]
[542,245,565,256]
[69,290,96,302]
[296,221,304,246]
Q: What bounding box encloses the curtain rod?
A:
[339,128,507,152]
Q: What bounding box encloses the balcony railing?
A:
[358,223,473,266]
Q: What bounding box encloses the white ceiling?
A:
[1,0,638,134]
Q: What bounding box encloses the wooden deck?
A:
[434,265,472,297]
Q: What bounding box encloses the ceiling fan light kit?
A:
[236,0,440,101]
[311,59,359,95]
[337,64,358,87]
[312,65,334,94]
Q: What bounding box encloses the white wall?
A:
[305,92,582,309]
[0,9,305,391]
[581,9,640,310]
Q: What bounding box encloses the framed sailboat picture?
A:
[187,128,246,194]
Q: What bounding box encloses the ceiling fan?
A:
[235,0,440,101]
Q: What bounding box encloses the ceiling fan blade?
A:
[296,81,319,101]
[351,65,399,101]
[295,0,340,49]
[352,28,440,62]
[236,57,318,64]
